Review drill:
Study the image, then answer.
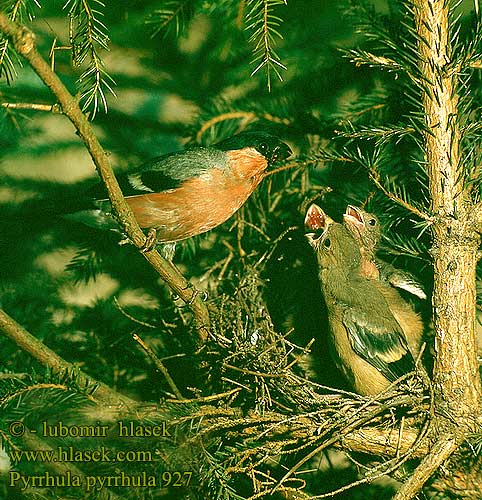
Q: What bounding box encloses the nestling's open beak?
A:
[304,204,326,231]
[343,205,364,235]
[304,204,328,248]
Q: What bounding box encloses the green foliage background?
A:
[0,0,480,498]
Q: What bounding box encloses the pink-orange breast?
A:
[225,148,268,179]
[126,151,267,242]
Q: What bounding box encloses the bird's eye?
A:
[258,142,268,153]
[368,218,377,226]
[323,237,331,248]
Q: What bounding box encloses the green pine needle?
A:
[146,0,195,37]
[245,0,287,91]
[63,0,116,117]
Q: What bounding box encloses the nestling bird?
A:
[343,205,426,360]
[304,204,416,395]
[64,131,292,250]
[342,205,427,299]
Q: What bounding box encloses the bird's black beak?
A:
[270,142,292,164]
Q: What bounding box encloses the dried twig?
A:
[392,435,459,500]
[1,101,62,112]
[195,110,290,141]
[132,332,184,400]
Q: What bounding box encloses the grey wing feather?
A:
[130,147,229,193]
[86,147,229,199]
[343,307,415,382]
[376,260,427,300]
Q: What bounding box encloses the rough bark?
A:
[413,0,481,418]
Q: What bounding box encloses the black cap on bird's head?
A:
[215,131,292,165]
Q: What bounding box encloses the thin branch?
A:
[0,13,210,342]
[132,332,184,400]
[223,363,285,378]
[195,110,290,141]
[113,296,157,328]
[0,308,134,407]
[165,388,242,404]
[469,60,482,69]
[1,101,62,112]
[196,111,257,141]
[263,161,302,178]
[392,435,460,500]
[367,164,432,222]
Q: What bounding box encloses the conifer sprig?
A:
[245,0,287,91]
[63,0,115,117]
[0,0,40,83]
[146,0,195,37]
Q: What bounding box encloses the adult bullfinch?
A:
[64,131,292,250]
[343,205,426,360]
[304,204,416,396]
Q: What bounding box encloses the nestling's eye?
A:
[368,218,377,226]
[323,237,331,248]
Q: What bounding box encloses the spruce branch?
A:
[63,0,116,116]
[0,12,210,342]
[338,124,416,145]
[0,0,39,82]
[0,308,133,406]
[146,0,195,37]
[344,48,403,71]
[245,0,287,91]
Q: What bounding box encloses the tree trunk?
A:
[413,0,481,419]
